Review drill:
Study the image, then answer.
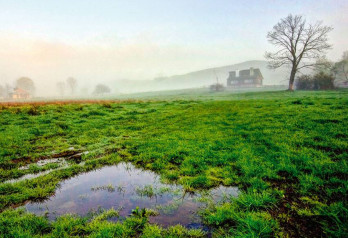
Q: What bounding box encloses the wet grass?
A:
[135,185,156,198]
[0,208,204,238]
[0,89,347,237]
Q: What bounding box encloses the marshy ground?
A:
[0,89,347,237]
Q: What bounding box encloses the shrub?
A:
[313,72,335,90]
[296,72,335,90]
[27,106,40,116]
[210,83,225,92]
[296,74,313,90]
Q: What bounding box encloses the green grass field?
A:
[0,89,347,237]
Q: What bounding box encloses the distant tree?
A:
[332,51,348,83]
[265,14,333,90]
[56,81,66,96]
[66,77,77,95]
[343,51,348,60]
[94,84,111,95]
[313,57,334,74]
[16,77,35,95]
[313,72,335,90]
[0,84,4,98]
[5,84,11,98]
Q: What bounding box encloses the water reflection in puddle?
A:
[25,163,238,228]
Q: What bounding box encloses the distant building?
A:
[10,88,31,99]
[227,68,263,87]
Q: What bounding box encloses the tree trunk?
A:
[288,66,297,91]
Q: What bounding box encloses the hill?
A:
[115,60,290,93]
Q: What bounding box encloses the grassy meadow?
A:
[0,89,347,237]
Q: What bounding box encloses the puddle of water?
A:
[25,163,239,228]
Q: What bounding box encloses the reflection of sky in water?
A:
[26,163,238,227]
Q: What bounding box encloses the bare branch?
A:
[265,14,333,90]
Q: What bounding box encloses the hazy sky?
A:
[0,0,347,93]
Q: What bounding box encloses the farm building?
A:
[227,68,263,87]
[10,88,31,99]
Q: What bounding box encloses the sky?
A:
[0,0,347,94]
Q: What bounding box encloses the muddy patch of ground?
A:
[11,149,84,165]
[266,171,323,238]
[3,151,89,184]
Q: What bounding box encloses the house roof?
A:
[228,68,263,80]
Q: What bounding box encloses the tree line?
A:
[295,52,348,90]
[0,77,112,99]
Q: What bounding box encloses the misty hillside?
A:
[115,60,290,93]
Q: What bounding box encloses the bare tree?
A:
[0,84,4,98]
[343,51,348,60]
[93,84,111,95]
[265,14,333,90]
[56,81,66,96]
[332,51,348,82]
[5,84,11,98]
[66,77,77,95]
[16,77,36,95]
[313,57,333,74]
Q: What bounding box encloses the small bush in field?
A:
[27,106,40,116]
[296,74,313,90]
[296,72,335,90]
[313,72,335,90]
